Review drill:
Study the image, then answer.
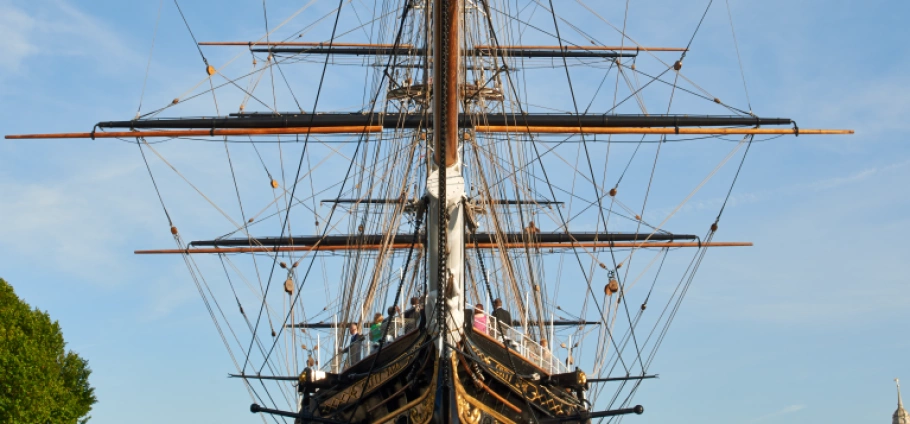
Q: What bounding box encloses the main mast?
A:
[3,1,862,422]
[427,0,465,353]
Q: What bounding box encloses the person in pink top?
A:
[473,303,488,334]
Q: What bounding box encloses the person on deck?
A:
[380,306,401,341]
[342,323,364,365]
[490,298,514,341]
[369,313,384,347]
[491,298,513,327]
[473,303,488,334]
[403,297,420,332]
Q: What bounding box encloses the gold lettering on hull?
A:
[468,345,581,417]
[320,351,414,413]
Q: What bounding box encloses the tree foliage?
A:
[0,278,96,423]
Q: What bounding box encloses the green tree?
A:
[0,278,96,423]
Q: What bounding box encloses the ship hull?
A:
[302,326,587,423]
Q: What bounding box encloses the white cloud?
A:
[646,157,910,221]
[142,266,201,321]
[0,2,36,71]
[806,159,910,191]
[661,155,910,327]
[802,72,910,139]
[0,158,161,287]
[0,0,143,74]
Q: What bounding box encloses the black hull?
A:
[297,328,588,423]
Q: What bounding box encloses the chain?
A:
[436,0,453,389]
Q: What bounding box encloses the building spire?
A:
[895,378,910,424]
[899,379,905,408]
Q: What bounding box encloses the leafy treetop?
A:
[0,278,97,424]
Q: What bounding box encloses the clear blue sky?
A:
[1,0,909,423]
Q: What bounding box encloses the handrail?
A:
[323,311,566,375]
[323,317,412,373]
[473,311,566,375]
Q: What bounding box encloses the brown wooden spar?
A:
[499,241,751,248]
[200,42,681,52]
[5,126,382,140]
[6,126,852,140]
[474,45,687,52]
[475,126,854,135]
[135,244,417,254]
[134,241,752,254]
[433,0,461,167]
[198,41,414,48]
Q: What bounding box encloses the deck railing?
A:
[325,312,567,375]
[324,317,412,373]
[474,311,567,375]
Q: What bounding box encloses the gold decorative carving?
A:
[452,354,516,424]
[457,392,482,424]
[371,356,437,424]
[408,389,435,424]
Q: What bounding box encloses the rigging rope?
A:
[242,0,351,374]
[471,214,545,424]
[250,0,418,376]
[136,0,164,118]
[126,0,769,417]
[602,129,754,412]
[137,139,285,405]
[172,0,210,66]
[715,134,755,224]
[476,0,633,376]
[724,0,753,113]
[544,0,649,373]
[684,0,715,57]
[135,139,173,227]
[341,197,425,424]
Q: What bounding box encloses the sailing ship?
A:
[7,0,852,422]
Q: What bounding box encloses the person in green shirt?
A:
[369,313,384,345]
